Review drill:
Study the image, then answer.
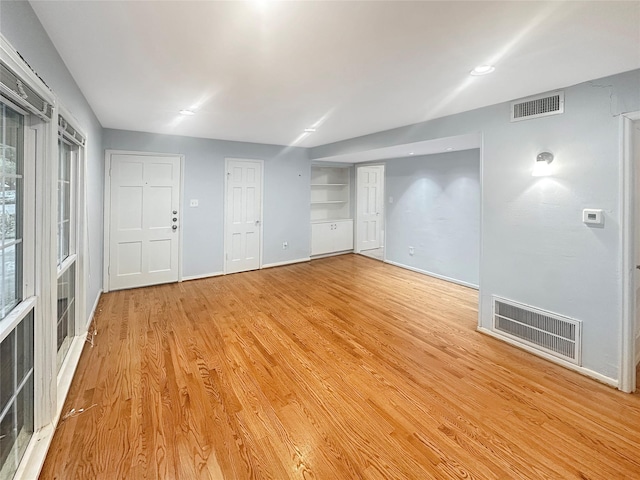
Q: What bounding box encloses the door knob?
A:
[172,225,177,230]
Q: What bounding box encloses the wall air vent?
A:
[510,91,564,122]
[492,296,581,365]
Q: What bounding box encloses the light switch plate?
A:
[583,208,604,226]
[190,199,199,207]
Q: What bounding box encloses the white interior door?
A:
[634,119,640,367]
[108,153,181,290]
[357,165,384,252]
[225,159,262,274]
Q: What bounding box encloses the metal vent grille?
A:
[511,91,564,122]
[493,296,581,364]
[0,60,53,120]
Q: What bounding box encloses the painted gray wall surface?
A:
[311,69,640,381]
[1,1,104,320]
[103,129,311,277]
[385,150,480,286]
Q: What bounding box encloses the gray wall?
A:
[384,149,480,286]
[1,1,104,320]
[103,129,311,277]
[312,69,640,381]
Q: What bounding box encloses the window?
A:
[0,103,23,319]
[0,312,33,480]
[57,140,72,266]
[56,128,79,371]
[0,100,33,480]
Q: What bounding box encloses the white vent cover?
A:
[493,296,581,365]
[510,91,564,122]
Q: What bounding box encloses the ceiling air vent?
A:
[510,91,564,122]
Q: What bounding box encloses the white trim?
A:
[385,259,479,290]
[262,257,310,269]
[621,111,640,393]
[103,150,184,292]
[310,250,353,260]
[223,158,264,274]
[478,326,618,388]
[477,132,485,332]
[0,34,55,107]
[181,271,224,282]
[86,290,102,329]
[636,334,640,366]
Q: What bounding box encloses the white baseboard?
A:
[310,250,354,260]
[181,271,224,281]
[384,260,479,290]
[262,257,310,269]
[477,326,619,389]
[85,289,102,329]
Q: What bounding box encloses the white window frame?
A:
[0,38,56,480]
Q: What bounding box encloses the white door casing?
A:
[357,165,384,252]
[225,159,263,274]
[634,119,640,367]
[106,152,181,291]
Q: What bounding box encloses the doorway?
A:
[104,151,182,291]
[224,158,263,274]
[356,165,385,261]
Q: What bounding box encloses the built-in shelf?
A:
[310,165,351,223]
[310,165,353,256]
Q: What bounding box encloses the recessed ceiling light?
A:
[470,65,495,76]
[446,147,454,151]
[409,152,414,155]
[304,128,316,133]
[179,109,195,116]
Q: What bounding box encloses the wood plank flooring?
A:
[40,254,640,479]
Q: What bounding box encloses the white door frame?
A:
[355,164,385,256]
[620,110,640,393]
[223,157,264,274]
[103,150,185,293]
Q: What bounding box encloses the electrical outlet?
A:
[282,241,288,249]
[409,246,414,255]
[189,199,199,207]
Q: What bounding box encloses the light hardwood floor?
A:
[41,255,640,479]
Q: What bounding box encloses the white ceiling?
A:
[30,1,640,148]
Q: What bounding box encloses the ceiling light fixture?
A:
[304,128,316,133]
[409,152,414,155]
[470,65,495,76]
[179,109,195,116]
[445,147,454,151]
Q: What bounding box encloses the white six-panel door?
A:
[107,153,181,290]
[225,159,263,274]
[357,165,384,252]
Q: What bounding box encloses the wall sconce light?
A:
[532,151,554,176]
[536,151,554,164]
